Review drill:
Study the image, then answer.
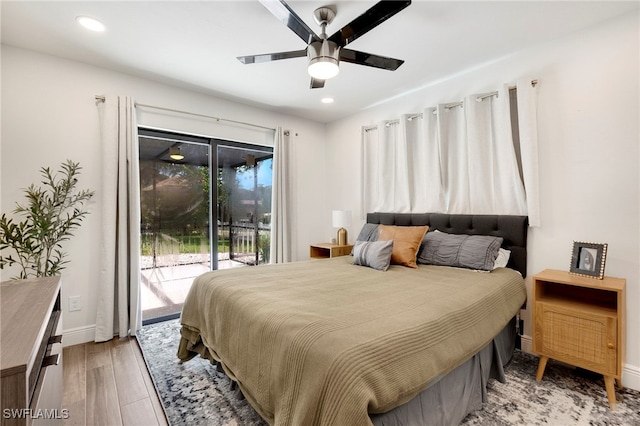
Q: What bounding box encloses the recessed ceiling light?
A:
[76,16,106,32]
[321,97,334,104]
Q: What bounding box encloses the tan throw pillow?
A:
[378,224,429,268]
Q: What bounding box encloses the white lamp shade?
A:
[308,60,339,80]
[332,210,352,228]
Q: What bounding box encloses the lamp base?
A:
[337,227,348,246]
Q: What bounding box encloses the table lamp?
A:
[332,210,352,246]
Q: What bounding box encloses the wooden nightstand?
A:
[310,243,354,259]
[532,269,626,409]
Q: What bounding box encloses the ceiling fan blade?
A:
[310,77,325,89]
[328,0,411,47]
[339,48,404,71]
[259,0,320,44]
[237,49,307,64]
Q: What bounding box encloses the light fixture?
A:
[321,97,334,104]
[169,146,184,161]
[307,40,340,80]
[332,210,352,246]
[75,16,106,32]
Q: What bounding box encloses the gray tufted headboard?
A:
[366,213,529,277]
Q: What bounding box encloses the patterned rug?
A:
[136,319,640,425]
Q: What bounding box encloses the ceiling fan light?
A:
[308,60,339,80]
[169,146,184,160]
[307,40,340,80]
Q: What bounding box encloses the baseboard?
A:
[519,334,640,392]
[520,334,533,354]
[62,324,95,347]
[623,363,640,391]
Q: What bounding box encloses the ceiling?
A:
[2,1,637,123]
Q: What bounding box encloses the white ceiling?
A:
[2,1,637,123]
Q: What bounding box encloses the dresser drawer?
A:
[30,309,64,426]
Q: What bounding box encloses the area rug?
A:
[137,319,640,426]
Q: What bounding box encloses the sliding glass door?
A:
[138,129,273,322]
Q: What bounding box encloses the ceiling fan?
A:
[237,0,412,89]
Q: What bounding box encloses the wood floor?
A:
[62,337,168,426]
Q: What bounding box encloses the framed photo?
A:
[569,241,607,279]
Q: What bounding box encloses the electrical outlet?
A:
[69,296,81,312]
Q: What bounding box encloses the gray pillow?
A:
[355,223,379,242]
[351,223,379,255]
[417,231,503,271]
[352,240,394,271]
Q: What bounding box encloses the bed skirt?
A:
[371,316,517,426]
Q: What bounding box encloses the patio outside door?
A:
[138,130,273,323]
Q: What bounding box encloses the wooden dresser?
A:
[532,269,625,409]
[1,277,64,425]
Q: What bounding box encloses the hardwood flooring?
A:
[62,337,168,426]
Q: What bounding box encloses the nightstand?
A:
[310,243,354,259]
[532,269,626,409]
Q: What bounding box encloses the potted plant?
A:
[0,160,95,279]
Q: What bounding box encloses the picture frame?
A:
[569,241,607,279]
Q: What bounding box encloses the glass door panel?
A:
[216,145,273,268]
[139,136,210,321]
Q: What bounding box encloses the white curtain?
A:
[408,109,445,212]
[361,81,538,220]
[516,78,541,226]
[437,103,471,213]
[96,96,142,342]
[464,85,528,214]
[379,122,411,212]
[362,122,412,214]
[361,126,379,216]
[270,127,292,263]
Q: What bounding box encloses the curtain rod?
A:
[391,79,539,122]
[94,95,275,132]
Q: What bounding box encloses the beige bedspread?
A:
[178,256,526,426]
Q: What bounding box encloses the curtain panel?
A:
[96,96,142,342]
[361,126,379,217]
[515,78,541,226]
[361,80,538,223]
[270,127,292,263]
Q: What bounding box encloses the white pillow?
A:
[492,248,511,270]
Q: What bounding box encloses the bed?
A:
[178,213,528,426]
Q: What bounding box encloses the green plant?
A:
[259,233,270,264]
[0,160,95,279]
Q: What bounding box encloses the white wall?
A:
[1,45,328,344]
[325,12,640,390]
